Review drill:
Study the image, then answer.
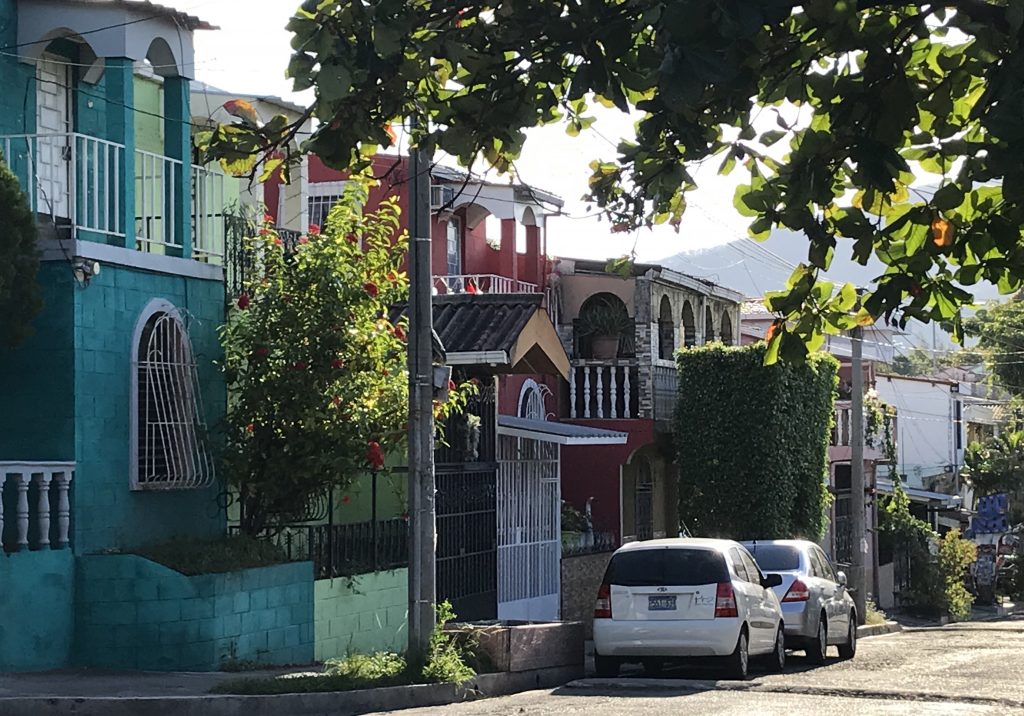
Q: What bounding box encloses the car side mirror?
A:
[836,571,848,587]
[762,573,783,588]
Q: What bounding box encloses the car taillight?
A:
[594,583,612,619]
[714,582,737,618]
[783,578,810,602]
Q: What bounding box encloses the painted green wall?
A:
[0,264,75,461]
[0,551,76,671]
[73,265,226,554]
[133,75,164,155]
[0,1,35,136]
[315,569,408,660]
[75,555,314,670]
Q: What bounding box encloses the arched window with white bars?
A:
[130,299,215,490]
[518,379,549,420]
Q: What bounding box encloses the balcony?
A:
[569,360,640,419]
[1,132,227,261]
[433,273,558,324]
[831,399,888,460]
[0,462,75,553]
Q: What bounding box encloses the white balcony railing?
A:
[1,132,125,241]
[135,148,183,251]
[192,163,227,261]
[833,401,853,446]
[2,131,234,268]
[433,274,539,295]
[570,360,640,419]
[0,462,74,553]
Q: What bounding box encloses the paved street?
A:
[375,617,1024,715]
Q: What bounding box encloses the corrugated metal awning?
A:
[497,415,628,445]
[877,479,961,507]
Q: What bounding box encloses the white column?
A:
[583,367,592,419]
[623,368,632,419]
[596,367,605,419]
[35,472,53,548]
[569,368,577,419]
[610,366,618,419]
[55,471,72,548]
[15,472,31,551]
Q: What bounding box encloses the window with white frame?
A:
[518,379,549,420]
[446,217,462,275]
[131,300,215,490]
[307,181,349,230]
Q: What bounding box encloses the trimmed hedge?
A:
[675,343,838,540]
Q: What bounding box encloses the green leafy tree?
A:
[675,343,837,539]
[967,294,1024,396]
[201,1,1024,361]
[0,154,41,345]
[962,420,1024,523]
[222,180,469,533]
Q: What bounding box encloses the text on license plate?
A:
[648,595,676,611]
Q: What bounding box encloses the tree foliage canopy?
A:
[963,419,1024,522]
[203,0,1024,361]
[967,293,1024,395]
[0,154,41,345]
[221,182,470,533]
[675,343,837,539]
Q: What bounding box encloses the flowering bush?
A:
[221,180,470,533]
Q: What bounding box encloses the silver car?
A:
[742,540,857,663]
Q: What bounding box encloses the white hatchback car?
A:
[592,538,786,679]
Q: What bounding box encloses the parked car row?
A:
[593,538,857,679]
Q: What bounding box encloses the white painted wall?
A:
[875,374,956,490]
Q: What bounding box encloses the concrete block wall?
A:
[73,264,225,553]
[0,550,75,671]
[560,552,613,639]
[315,569,408,660]
[75,555,314,670]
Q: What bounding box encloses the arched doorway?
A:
[705,306,715,344]
[658,296,674,360]
[577,293,631,359]
[681,301,696,348]
[720,309,734,345]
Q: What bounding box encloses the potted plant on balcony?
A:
[578,301,631,360]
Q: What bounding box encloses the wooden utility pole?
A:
[406,127,436,660]
[850,326,867,625]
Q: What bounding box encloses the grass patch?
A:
[135,535,288,576]
[212,602,475,695]
[865,600,888,625]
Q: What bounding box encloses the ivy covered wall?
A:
[675,343,839,540]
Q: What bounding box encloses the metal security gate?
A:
[497,435,561,621]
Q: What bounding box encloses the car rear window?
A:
[604,548,729,586]
[746,544,801,572]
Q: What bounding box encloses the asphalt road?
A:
[374,616,1024,715]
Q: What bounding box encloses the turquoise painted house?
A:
[0,0,316,672]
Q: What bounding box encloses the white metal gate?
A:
[497,434,561,621]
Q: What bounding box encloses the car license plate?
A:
[648,595,676,611]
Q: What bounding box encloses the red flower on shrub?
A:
[341,495,351,504]
[386,271,398,282]
[258,227,271,237]
[263,213,274,224]
[345,234,359,244]
[298,235,309,245]
[393,325,406,341]
[237,293,250,310]
[448,379,456,391]
[254,346,269,358]
[364,282,379,298]
[245,423,255,433]
[332,358,345,369]
[273,237,284,247]
[331,395,342,407]
[292,360,308,371]
[309,224,321,236]
[366,441,385,469]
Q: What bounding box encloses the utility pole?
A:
[406,122,436,660]
[850,326,867,625]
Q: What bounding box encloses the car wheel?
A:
[807,613,828,665]
[724,628,749,680]
[766,624,786,673]
[594,653,620,678]
[838,612,857,660]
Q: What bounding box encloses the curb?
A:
[856,620,902,638]
[0,665,583,716]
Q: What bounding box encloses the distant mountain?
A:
[651,230,1004,353]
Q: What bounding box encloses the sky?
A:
[167,0,749,263]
